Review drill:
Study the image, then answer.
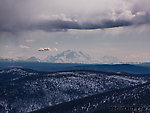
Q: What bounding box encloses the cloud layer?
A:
[38,48,58,52]
[38,48,52,52]
[0,0,150,33]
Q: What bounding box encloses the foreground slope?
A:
[31,82,150,113]
[0,68,149,113]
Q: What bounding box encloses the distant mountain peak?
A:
[45,50,92,63]
[26,56,40,62]
[100,56,121,64]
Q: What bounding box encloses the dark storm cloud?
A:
[0,0,150,33]
[0,14,149,33]
[35,19,132,31]
[0,19,134,33]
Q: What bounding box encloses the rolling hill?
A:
[0,68,149,113]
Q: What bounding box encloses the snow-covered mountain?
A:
[45,50,92,63]
[44,50,122,64]
[0,57,13,62]
[100,56,121,64]
[26,56,41,62]
[0,57,41,63]
[0,51,122,64]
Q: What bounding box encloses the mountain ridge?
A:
[0,50,122,64]
[31,82,150,113]
[1,62,150,74]
[0,68,149,113]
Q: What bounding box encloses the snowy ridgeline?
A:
[32,82,150,113]
[0,68,149,113]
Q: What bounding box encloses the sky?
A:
[0,0,150,62]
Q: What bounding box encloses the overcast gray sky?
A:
[0,0,150,62]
